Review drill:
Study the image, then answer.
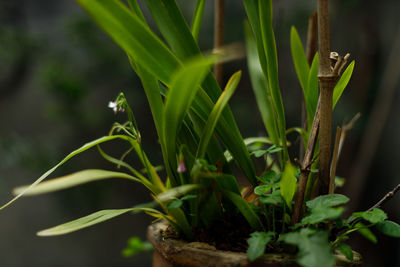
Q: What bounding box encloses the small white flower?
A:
[108,101,118,114]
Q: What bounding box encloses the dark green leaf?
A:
[355,222,377,243]
[167,199,183,209]
[221,190,264,230]
[259,190,282,205]
[335,243,353,261]
[247,231,275,262]
[301,207,344,225]
[376,220,400,238]
[254,185,273,195]
[352,208,388,224]
[258,170,279,184]
[306,194,349,210]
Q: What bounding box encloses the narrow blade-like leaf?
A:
[290,26,310,91]
[1,135,130,210]
[191,0,206,42]
[280,161,297,209]
[221,190,264,230]
[13,169,145,196]
[37,206,161,236]
[333,61,355,109]
[197,71,242,158]
[245,21,279,147]
[163,56,213,185]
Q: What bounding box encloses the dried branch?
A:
[213,0,225,87]
[317,0,334,195]
[329,126,342,194]
[317,0,350,195]
[300,11,318,162]
[348,184,400,225]
[347,26,400,212]
[337,112,361,162]
[292,100,320,225]
[306,12,318,65]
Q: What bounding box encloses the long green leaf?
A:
[221,190,264,230]
[290,26,310,92]
[156,184,203,203]
[197,71,242,158]
[126,0,146,23]
[191,0,206,42]
[280,161,297,210]
[163,57,213,185]
[13,169,146,196]
[80,0,256,186]
[77,0,181,83]
[306,53,319,128]
[37,206,161,236]
[244,21,279,147]
[0,135,130,210]
[258,0,288,162]
[333,61,355,109]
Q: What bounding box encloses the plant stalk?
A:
[317,0,334,195]
[214,0,225,86]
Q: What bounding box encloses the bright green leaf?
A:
[191,0,206,42]
[122,236,153,257]
[1,135,130,210]
[13,169,146,196]
[333,61,355,109]
[280,161,297,209]
[290,26,309,91]
[37,206,160,236]
[197,71,242,158]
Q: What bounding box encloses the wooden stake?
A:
[214,0,225,87]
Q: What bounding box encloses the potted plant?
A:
[2,0,399,266]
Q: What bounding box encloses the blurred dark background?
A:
[0,0,399,266]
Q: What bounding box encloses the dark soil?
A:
[163,215,254,252]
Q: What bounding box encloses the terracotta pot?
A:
[147,222,362,267]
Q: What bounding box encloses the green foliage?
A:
[280,229,335,267]
[351,208,387,224]
[301,206,344,225]
[279,161,297,209]
[247,231,275,262]
[335,243,353,261]
[354,222,377,243]
[122,237,153,257]
[376,220,400,238]
[3,1,398,266]
[306,194,349,209]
